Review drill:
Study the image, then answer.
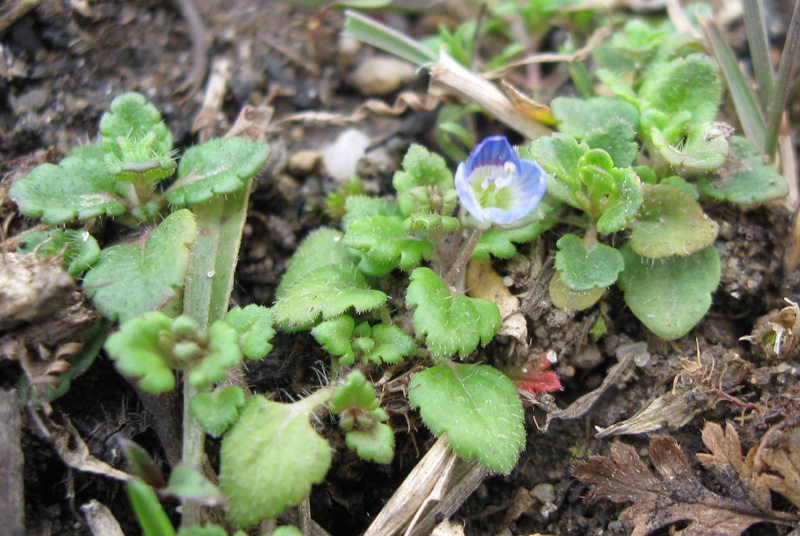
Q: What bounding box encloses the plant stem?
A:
[765,0,800,158]
[443,228,484,287]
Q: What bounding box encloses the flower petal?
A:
[481,159,547,225]
[454,162,484,222]
[465,136,520,176]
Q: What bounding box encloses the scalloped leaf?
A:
[104,311,176,393]
[472,197,559,260]
[552,96,640,139]
[186,320,241,389]
[17,228,100,276]
[648,121,730,173]
[402,213,460,233]
[406,267,500,358]
[524,134,588,207]
[585,118,639,168]
[367,324,416,364]
[312,315,356,363]
[342,195,401,231]
[698,136,789,204]
[618,243,720,340]
[392,144,454,217]
[595,167,643,234]
[83,209,197,322]
[9,156,128,224]
[346,423,395,464]
[639,54,721,124]
[329,370,378,413]
[344,215,433,275]
[224,305,275,360]
[99,93,176,183]
[409,363,525,473]
[219,395,332,527]
[190,386,246,437]
[272,263,387,331]
[628,184,718,259]
[166,138,269,205]
[555,234,624,291]
[276,229,354,299]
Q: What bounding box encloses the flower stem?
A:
[443,228,484,287]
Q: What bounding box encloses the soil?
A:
[1,1,799,535]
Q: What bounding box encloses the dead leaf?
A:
[466,259,526,341]
[573,433,797,536]
[751,418,800,508]
[695,422,772,512]
[50,417,131,482]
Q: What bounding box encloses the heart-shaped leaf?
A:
[555,234,624,291]
[628,184,718,259]
[190,386,246,437]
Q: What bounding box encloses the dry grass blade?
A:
[574,434,798,536]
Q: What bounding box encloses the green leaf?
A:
[17,228,100,276]
[392,144,455,217]
[344,215,433,275]
[84,209,197,322]
[166,138,269,205]
[345,422,395,464]
[100,93,173,161]
[329,370,378,413]
[344,10,439,67]
[595,68,639,104]
[552,97,639,139]
[406,267,500,358]
[584,118,639,168]
[162,464,224,505]
[104,311,176,392]
[367,324,416,364]
[402,213,461,234]
[549,271,605,310]
[120,438,167,488]
[472,197,560,260]
[177,526,227,536]
[8,156,128,224]
[409,363,525,473]
[191,386,246,437]
[628,184,718,258]
[99,93,176,183]
[273,263,387,331]
[271,528,304,536]
[661,175,699,199]
[341,195,401,231]
[105,312,241,393]
[595,167,643,234]
[219,394,332,527]
[638,54,721,124]
[224,305,275,360]
[127,477,176,536]
[555,234,624,291]
[275,229,354,299]
[525,134,588,208]
[186,321,245,389]
[312,315,357,363]
[698,136,789,204]
[618,243,720,340]
[648,121,730,173]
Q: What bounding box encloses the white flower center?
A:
[479,161,517,191]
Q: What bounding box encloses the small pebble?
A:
[323,128,370,181]
[531,483,555,503]
[350,56,416,95]
[573,344,603,369]
[288,149,323,177]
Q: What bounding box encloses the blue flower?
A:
[454,136,547,228]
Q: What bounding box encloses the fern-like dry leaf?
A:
[573,433,795,536]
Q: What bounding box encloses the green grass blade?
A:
[765,0,800,157]
[703,19,767,152]
[344,10,438,66]
[127,478,176,536]
[741,0,775,107]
